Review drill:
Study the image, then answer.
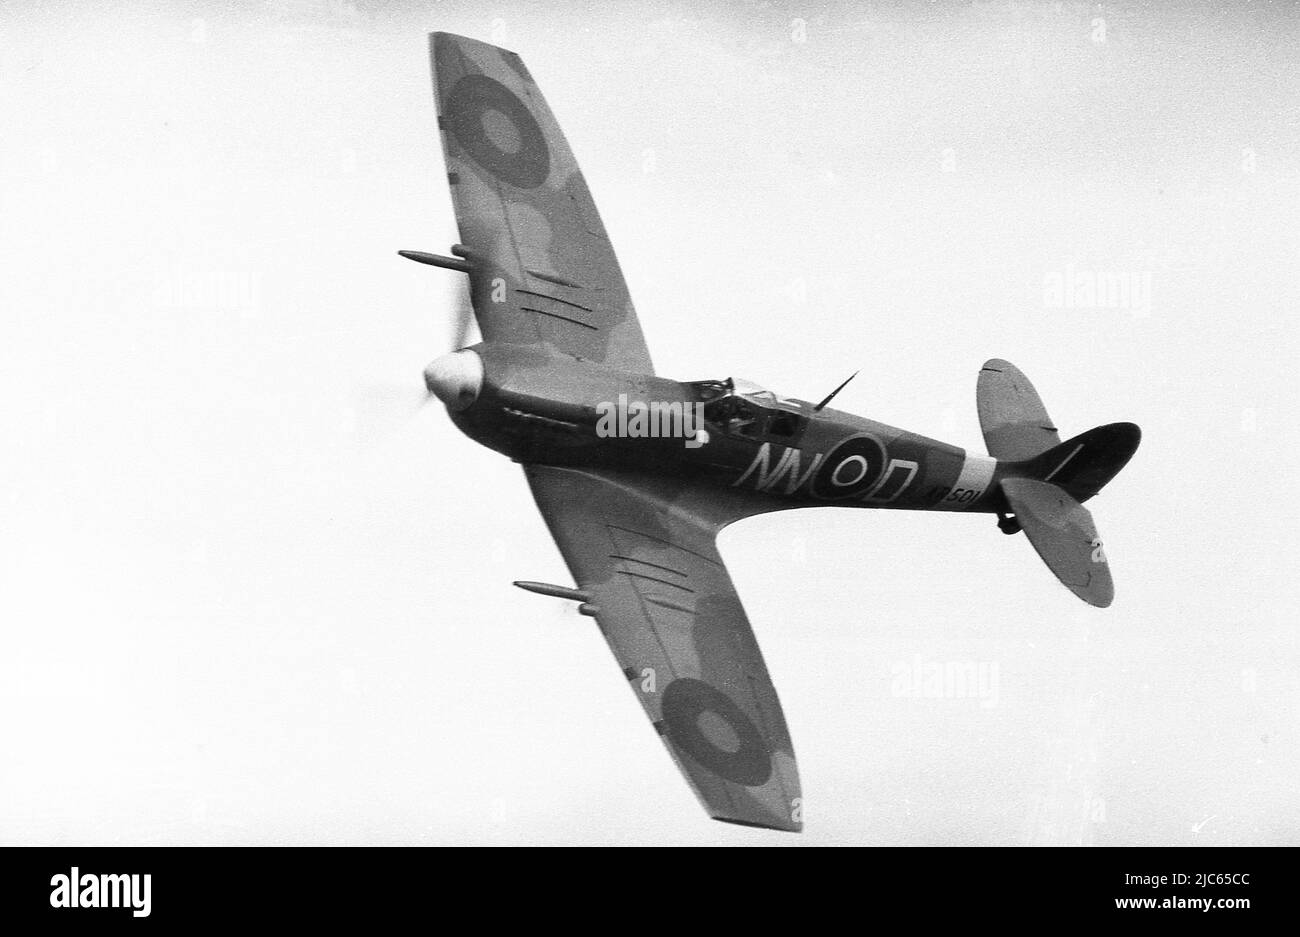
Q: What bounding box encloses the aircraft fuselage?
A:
[449,342,1015,516]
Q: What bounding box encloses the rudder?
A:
[1026,422,1141,503]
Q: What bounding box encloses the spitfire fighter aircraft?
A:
[403,33,1140,832]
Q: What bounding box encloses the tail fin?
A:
[1000,478,1114,607]
[978,358,1141,607]
[1024,422,1141,503]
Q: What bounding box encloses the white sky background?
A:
[1,0,1296,845]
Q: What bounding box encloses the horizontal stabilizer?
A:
[978,359,1061,460]
[1000,477,1114,607]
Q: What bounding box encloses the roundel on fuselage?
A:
[445,74,551,189]
[810,433,888,499]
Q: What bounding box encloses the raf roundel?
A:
[810,433,888,500]
[660,678,773,787]
[445,74,550,189]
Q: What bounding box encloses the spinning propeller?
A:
[400,246,482,411]
[347,247,485,444]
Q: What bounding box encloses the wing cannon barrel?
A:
[398,249,471,273]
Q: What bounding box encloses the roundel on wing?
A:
[445,74,550,189]
[660,678,772,787]
[810,433,888,500]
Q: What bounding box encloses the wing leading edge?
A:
[430,32,654,373]
[524,464,802,832]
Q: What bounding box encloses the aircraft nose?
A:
[424,350,484,411]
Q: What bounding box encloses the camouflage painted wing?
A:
[430,32,654,374]
[524,463,802,832]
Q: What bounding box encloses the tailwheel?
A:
[997,512,1021,535]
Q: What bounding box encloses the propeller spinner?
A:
[423,350,483,411]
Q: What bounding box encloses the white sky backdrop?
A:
[1,0,1296,845]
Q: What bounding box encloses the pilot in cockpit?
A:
[726,401,757,436]
[696,379,762,436]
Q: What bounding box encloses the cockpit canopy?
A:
[689,377,781,403]
[689,377,807,440]
[730,378,778,406]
